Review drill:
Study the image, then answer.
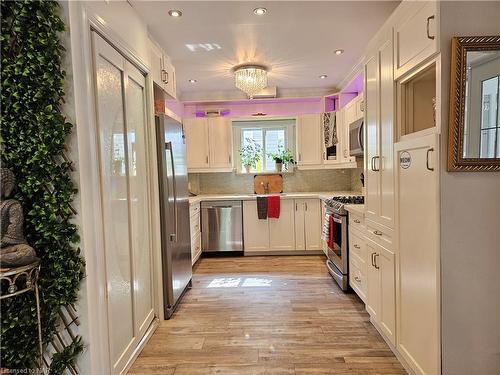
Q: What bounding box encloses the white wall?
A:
[439,3,500,375]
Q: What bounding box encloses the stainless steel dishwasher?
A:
[201,200,243,252]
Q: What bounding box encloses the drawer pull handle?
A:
[354,244,360,249]
[426,15,435,40]
[374,253,380,269]
[354,276,361,282]
[373,230,382,236]
[353,219,361,223]
[371,252,376,267]
[426,148,434,171]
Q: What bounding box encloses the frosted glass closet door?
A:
[93,33,134,371]
[124,64,154,337]
[92,32,154,373]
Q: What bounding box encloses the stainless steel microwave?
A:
[349,119,364,156]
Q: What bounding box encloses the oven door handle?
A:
[326,260,343,279]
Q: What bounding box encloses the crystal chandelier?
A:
[233,64,268,99]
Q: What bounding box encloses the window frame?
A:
[232,117,297,174]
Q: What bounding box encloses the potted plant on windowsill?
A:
[268,143,296,173]
[239,138,262,173]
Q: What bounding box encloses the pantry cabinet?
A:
[394,1,438,79]
[297,114,323,166]
[395,134,439,375]
[184,117,232,172]
[149,37,176,98]
[364,33,395,230]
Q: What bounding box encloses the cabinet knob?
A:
[354,244,360,249]
[354,219,361,223]
[354,276,361,282]
[373,230,382,236]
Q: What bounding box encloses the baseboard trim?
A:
[369,317,416,375]
[244,250,324,256]
[120,317,160,375]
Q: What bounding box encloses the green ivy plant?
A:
[1,0,85,372]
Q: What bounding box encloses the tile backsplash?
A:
[189,167,364,195]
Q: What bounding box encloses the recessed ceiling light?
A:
[334,49,344,55]
[319,74,328,79]
[188,79,197,83]
[168,9,182,17]
[253,7,267,16]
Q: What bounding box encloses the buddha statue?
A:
[0,168,39,268]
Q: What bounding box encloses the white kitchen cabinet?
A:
[184,118,210,169]
[243,200,270,251]
[149,37,176,98]
[184,117,232,172]
[365,237,396,346]
[294,199,321,251]
[208,117,232,169]
[394,1,438,79]
[364,33,395,231]
[269,199,295,251]
[344,95,364,126]
[395,134,439,375]
[348,229,367,302]
[348,211,367,302]
[190,202,201,265]
[297,114,323,166]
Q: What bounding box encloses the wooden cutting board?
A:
[254,174,283,194]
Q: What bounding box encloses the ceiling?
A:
[131,1,400,101]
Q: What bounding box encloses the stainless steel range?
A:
[324,195,364,291]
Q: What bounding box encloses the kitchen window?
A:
[232,119,296,173]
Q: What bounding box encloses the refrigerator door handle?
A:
[165,142,178,242]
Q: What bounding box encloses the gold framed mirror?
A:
[448,36,500,171]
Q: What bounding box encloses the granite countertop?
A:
[188,191,360,204]
[345,204,365,215]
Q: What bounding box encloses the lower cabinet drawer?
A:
[349,231,366,262]
[349,260,367,302]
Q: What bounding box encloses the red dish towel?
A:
[267,195,281,219]
[327,215,335,249]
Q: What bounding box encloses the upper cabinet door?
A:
[364,55,380,221]
[208,117,232,169]
[378,38,395,229]
[184,118,209,169]
[394,1,438,79]
[297,114,322,166]
[149,40,163,86]
[161,54,177,99]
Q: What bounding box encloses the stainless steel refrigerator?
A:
[156,114,192,319]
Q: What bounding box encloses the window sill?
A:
[235,170,295,176]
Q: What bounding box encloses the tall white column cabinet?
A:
[395,134,440,375]
[358,2,442,375]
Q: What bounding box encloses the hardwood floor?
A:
[128,256,406,375]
